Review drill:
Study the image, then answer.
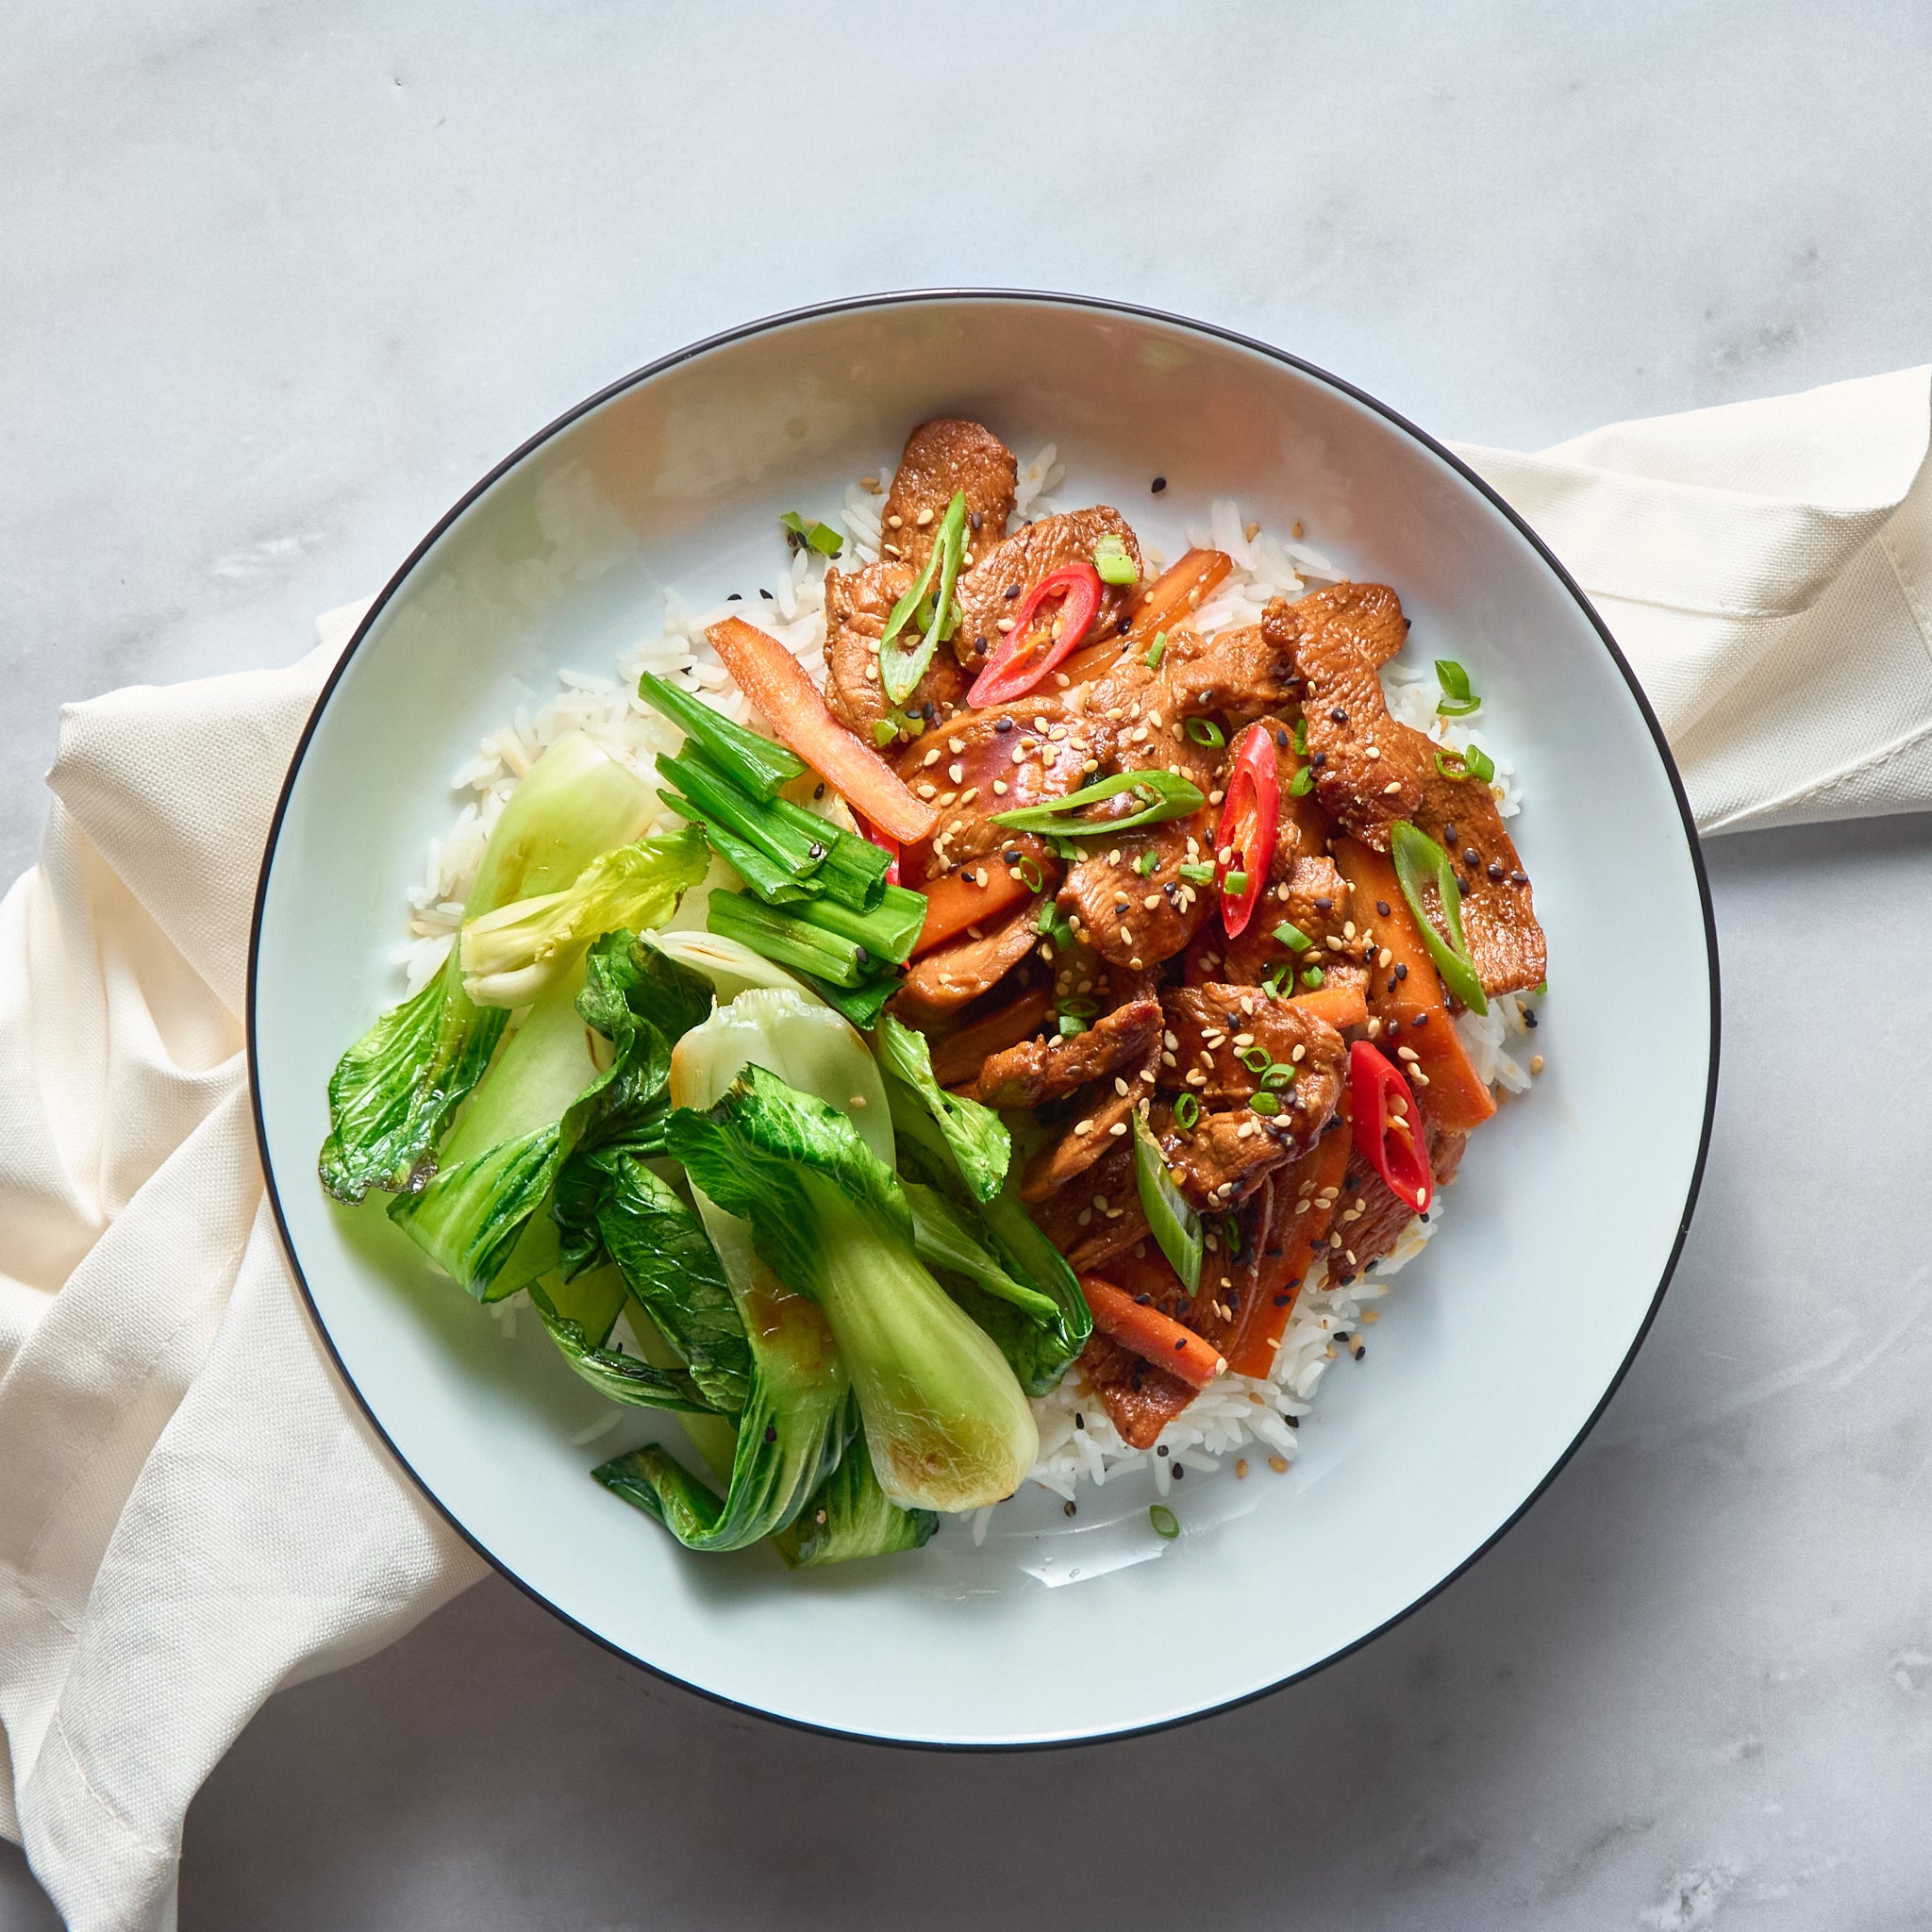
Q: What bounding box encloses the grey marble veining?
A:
[6,3,1932,1926]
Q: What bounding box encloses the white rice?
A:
[404,458,1541,1507]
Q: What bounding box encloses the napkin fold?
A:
[4,367,1930,1931]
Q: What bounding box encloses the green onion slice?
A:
[991,769,1205,837]
[1092,534,1139,586]
[1262,964,1290,998]
[1435,743,1496,786]
[1184,717,1225,748]
[1238,1044,1273,1074]
[1291,715,1308,757]
[1177,860,1217,885]
[871,719,898,748]
[1435,658,1481,717]
[1222,870,1248,896]
[1249,1091,1280,1116]
[1133,1109,1203,1295]
[1145,629,1168,671]
[1300,965,1325,990]
[878,491,967,705]
[1135,848,1159,876]
[1172,1091,1201,1131]
[637,671,806,801]
[1016,855,1045,893]
[1261,1062,1295,1091]
[1058,1014,1088,1039]
[1390,821,1490,1015]
[1149,1504,1180,1541]
[780,510,843,559]
[1273,920,1311,952]
[1289,764,1316,797]
[1058,994,1099,1018]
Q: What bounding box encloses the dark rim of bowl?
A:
[246,288,1721,1753]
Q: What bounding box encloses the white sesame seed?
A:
[886,513,903,528]
[915,507,934,526]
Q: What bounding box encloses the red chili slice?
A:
[1212,723,1279,939]
[850,808,901,886]
[965,561,1104,707]
[1348,1041,1435,1213]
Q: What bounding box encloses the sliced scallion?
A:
[878,491,967,705]
[637,671,805,801]
[1435,658,1481,718]
[1145,629,1168,671]
[1178,860,1217,885]
[1149,1504,1180,1541]
[1238,1044,1273,1074]
[1184,717,1225,748]
[991,769,1204,838]
[1058,994,1099,1018]
[1289,764,1316,797]
[1435,743,1497,786]
[1390,821,1489,1014]
[1136,848,1160,876]
[1058,1014,1088,1039]
[1273,920,1311,952]
[1133,1109,1203,1294]
[1173,1092,1201,1131]
[1222,870,1248,896]
[1301,965,1325,990]
[707,891,870,988]
[780,510,844,560]
[871,718,898,748]
[1092,534,1138,586]
[1249,1092,1280,1116]
[1016,855,1045,893]
[1291,715,1308,757]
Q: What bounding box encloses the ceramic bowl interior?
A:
[251,293,1714,1746]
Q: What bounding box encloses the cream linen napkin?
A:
[3,367,1931,1931]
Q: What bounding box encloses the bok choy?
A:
[318,731,658,1200]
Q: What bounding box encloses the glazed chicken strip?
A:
[881,418,1018,573]
[953,508,1142,674]
[968,997,1161,1108]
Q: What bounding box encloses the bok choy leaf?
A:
[318,731,658,1201]
[775,1397,938,1566]
[874,1013,1009,1203]
[666,1058,1037,1512]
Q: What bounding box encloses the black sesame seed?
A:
[1274,727,1289,747]
[1463,847,1480,868]
[970,510,983,530]
[726,591,742,601]
[1285,1413,1299,1429]
[1151,475,1167,493]
[1329,708,1348,724]
[1173,1337,1188,1351]
[760,588,774,600]
[1443,823,1457,844]
[1157,1444,1170,1457]
[1273,1292,1291,1307]
[995,715,1014,732]
[1313,896,1333,912]
[1003,583,1022,599]
[1064,1500,1076,1516]
[1524,1008,1539,1028]
[1487,860,1506,882]
[1074,1412,1086,1430]
[1511,870,1528,886]
[1310,752,1327,770]
[1134,1292,1154,1306]
[1355,1345,1367,1360]
[1173,1464,1185,1481]
[1376,900,1391,916]
[1394,962,1408,981]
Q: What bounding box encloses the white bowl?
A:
[250,292,1716,1747]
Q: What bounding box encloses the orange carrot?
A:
[1288,981,1368,1031]
[1126,547,1234,642]
[1331,836,1495,1135]
[911,861,1039,957]
[706,617,937,843]
[1080,1274,1227,1390]
[1226,1126,1351,1379]
[926,985,1054,1088]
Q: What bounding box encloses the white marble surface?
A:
[5,3,1932,1925]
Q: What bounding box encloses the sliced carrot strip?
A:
[1225,1124,1351,1379]
[1331,836,1495,1135]
[909,840,1055,958]
[1288,981,1368,1031]
[1125,547,1234,642]
[1080,1274,1226,1390]
[706,617,937,843]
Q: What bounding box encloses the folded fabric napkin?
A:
[4,366,1929,1931]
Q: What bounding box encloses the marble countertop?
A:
[6,4,1932,1926]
